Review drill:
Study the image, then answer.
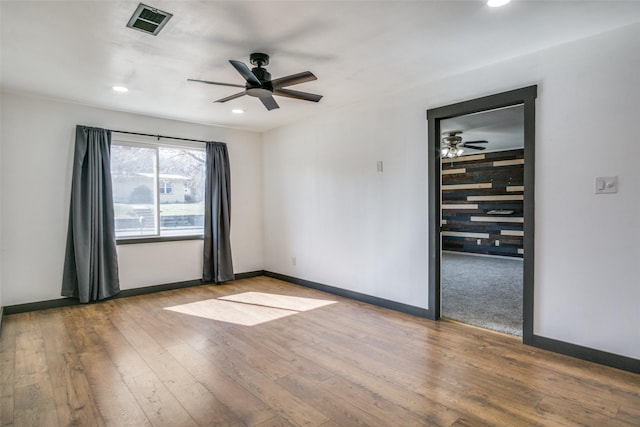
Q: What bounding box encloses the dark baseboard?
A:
[3,297,81,315]
[263,271,430,318]
[2,271,264,316]
[117,279,205,299]
[2,280,206,315]
[531,334,639,374]
[234,270,265,280]
[0,306,3,330]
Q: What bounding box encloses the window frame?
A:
[111,136,206,244]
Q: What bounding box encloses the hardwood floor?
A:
[1,276,639,426]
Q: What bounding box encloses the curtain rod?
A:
[110,129,220,145]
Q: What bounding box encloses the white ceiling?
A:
[2,1,640,132]
[441,104,524,154]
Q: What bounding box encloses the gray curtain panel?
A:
[203,142,234,282]
[61,125,120,302]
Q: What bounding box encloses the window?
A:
[110,140,206,240]
[159,180,173,194]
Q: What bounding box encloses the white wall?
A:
[0,92,263,305]
[0,95,3,310]
[263,102,429,308]
[263,23,640,359]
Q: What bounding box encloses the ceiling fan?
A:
[441,130,488,158]
[188,52,322,111]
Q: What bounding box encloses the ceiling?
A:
[2,1,640,132]
[441,104,524,154]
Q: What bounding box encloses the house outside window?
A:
[110,138,206,240]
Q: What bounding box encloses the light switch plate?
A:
[595,176,618,194]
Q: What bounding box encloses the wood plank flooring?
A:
[1,276,639,426]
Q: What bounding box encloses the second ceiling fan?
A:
[441,130,488,158]
[188,52,322,111]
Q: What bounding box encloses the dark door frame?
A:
[426,86,537,344]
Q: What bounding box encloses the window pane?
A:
[158,147,205,236]
[111,145,158,238]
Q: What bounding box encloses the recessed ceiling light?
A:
[232,108,244,114]
[487,0,511,7]
[112,86,129,93]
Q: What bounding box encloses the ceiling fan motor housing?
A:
[443,135,462,145]
[249,52,270,67]
[246,67,273,97]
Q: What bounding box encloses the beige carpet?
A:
[441,251,523,336]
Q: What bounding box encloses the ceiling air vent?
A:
[126,3,172,36]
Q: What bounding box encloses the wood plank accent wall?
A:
[441,149,524,257]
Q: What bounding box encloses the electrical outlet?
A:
[292,256,297,266]
[476,239,481,245]
[495,240,500,247]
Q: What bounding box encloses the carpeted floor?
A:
[441,251,523,336]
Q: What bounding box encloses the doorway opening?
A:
[426,86,537,344]
[440,105,524,336]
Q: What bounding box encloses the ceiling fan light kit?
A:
[188,53,322,111]
[441,146,464,158]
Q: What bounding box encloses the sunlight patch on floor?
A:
[164,292,336,326]
[219,292,336,311]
